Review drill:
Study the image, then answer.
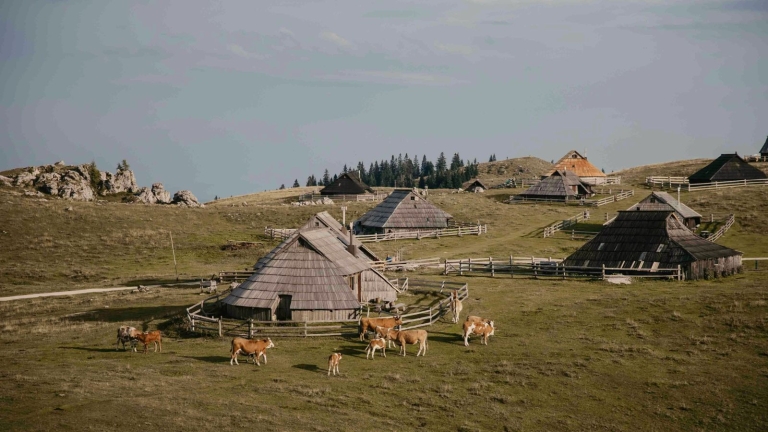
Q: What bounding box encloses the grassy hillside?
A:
[2,157,768,431]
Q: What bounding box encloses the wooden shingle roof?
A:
[356,189,453,229]
[518,170,592,198]
[760,136,768,156]
[301,211,380,261]
[463,179,489,191]
[564,210,741,269]
[633,192,701,220]
[545,150,605,178]
[688,153,767,183]
[320,172,373,195]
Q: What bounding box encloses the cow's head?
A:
[266,338,275,349]
[393,315,403,326]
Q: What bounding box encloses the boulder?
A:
[0,175,12,187]
[172,190,202,207]
[151,183,171,204]
[54,161,66,166]
[35,172,61,195]
[14,171,38,187]
[101,168,137,195]
[57,170,94,201]
[134,187,157,204]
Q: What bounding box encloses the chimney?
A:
[347,224,357,257]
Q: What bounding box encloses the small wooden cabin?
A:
[355,189,453,234]
[545,150,605,185]
[320,172,373,196]
[301,211,380,261]
[516,170,594,201]
[223,227,398,322]
[463,179,489,193]
[564,210,742,280]
[631,191,702,229]
[688,153,767,184]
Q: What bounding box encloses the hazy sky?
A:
[1,0,766,201]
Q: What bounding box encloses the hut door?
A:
[276,295,292,321]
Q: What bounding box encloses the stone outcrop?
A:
[57,170,94,201]
[14,170,38,187]
[134,187,157,204]
[152,183,171,204]
[100,168,137,195]
[0,175,12,187]
[35,173,61,195]
[172,190,203,207]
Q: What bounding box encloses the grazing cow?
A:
[374,325,397,348]
[359,315,402,341]
[365,338,387,359]
[230,337,274,366]
[116,326,139,352]
[384,328,428,357]
[450,290,463,323]
[134,331,163,354]
[463,319,495,346]
[328,353,342,376]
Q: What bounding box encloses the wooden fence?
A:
[298,193,389,202]
[511,190,633,207]
[370,258,442,271]
[707,214,735,242]
[186,279,468,338]
[543,211,591,238]
[646,176,689,187]
[686,178,768,192]
[264,227,296,240]
[218,270,254,282]
[355,225,487,243]
[443,256,681,280]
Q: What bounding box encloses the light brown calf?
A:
[463,319,495,346]
[116,326,139,352]
[450,290,463,323]
[384,328,428,357]
[328,353,342,376]
[365,338,387,359]
[134,331,162,354]
[230,337,274,366]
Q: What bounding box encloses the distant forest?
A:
[301,152,482,190]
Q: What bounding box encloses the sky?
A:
[1,0,766,201]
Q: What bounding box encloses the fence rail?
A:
[512,190,634,207]
[356,225,487,243]
[371,258,441,271]
[218,270,255,282]
[707,214,735,242]
[687,178,768,192]
[543,211,591,238]
[298,193,389,202]
[443,257,681,280]
[646,176,689,187]
[263,227,296,240]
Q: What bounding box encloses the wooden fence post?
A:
[677,265,682,281]
[248,319,253,338]
[490,257,494,277]
[460,259,464,276]
[218,318,222,337]
[304,321,308,337]
[602,265,606,280]
[191,318,195,332]
[510,255,514,278]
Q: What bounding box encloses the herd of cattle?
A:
[115,290,495,376]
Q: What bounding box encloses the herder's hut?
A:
[355,189,453,234]
[223,227,398,321]
[631,191,702,229]
[516,170,594,202]
[463,179,489,193]
[760,136,768,160]
[301,211,380,261]
[564,210,742,280]
[688,153,767,184]
[545,150,606,185]
[320,172,373,196]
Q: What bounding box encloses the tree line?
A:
[297,152,481,190]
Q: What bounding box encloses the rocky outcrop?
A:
[0,175,12,187]
[172,190,202,207]
[35,172,61,195]
[152,183,171,204]
[14,169,38,187]
[57,170,94,201]
[134,187,157,204]
[100,168,137,195]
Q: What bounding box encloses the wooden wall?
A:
[360,269,398,303]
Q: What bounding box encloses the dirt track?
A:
[0,286,148,302]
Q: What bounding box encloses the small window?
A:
[656,244,665,253]
[315,222,320,227]
[411,196,416,200]
[597,243,605,251]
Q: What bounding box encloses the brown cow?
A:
[463,319,495,346]
[116,326,139,352]
[450,290,463,323]
[359,315,402,341]
[328,353,342,376]
[134,331,162,354]
[384,328,428,357]
[365,337,387,359]
[230,337,274,366]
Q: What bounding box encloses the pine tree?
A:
[450,153,463,170]
[279,184,286,190]
[436,152,447,173]
[322,169,331,186]
[292,179,300,188]
[342,164,348,173]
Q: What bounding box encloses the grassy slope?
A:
[1,158,768,431]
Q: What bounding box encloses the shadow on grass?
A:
[428,331,465,345]
[63,305,187,326]
[59,346,131,353]
[293,363,323,374]
[180,355,230,364]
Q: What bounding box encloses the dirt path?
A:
[0,286,152,302]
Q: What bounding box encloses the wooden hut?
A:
[463,179,489,193]
[545,150,606,184]
[630,191,702,229]
[224,227,398,321]
[688,153,767,184]
[320,172,373,196]
[301,211,380,261]
[760,136,768,160]
[355,189,453,234]
[516,170,594,201]
[564,210,742,280]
